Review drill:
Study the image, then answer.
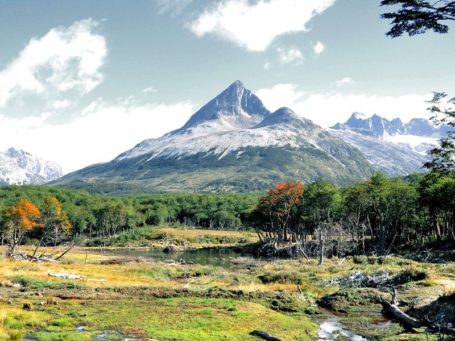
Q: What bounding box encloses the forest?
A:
[0,170,453,259]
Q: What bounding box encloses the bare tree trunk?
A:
[318,228,325,266]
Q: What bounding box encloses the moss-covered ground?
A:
[0,228,454,340]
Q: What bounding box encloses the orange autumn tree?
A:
[251,181,304,243]
[41,196,72,246]
[3,198,42,257]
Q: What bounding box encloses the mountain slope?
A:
[0,148,62,185]
[56,81,375,192]
[330,113,444,176]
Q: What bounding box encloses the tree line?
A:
[0,169,454,258]
[250,172,454,261]
[0,186,259,255]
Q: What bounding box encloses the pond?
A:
[99,247,254,266]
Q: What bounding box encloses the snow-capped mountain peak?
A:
[116,84,328,162]
[177,80,271,133]
[332,113,448,139]
[255,107,316,130]
[0,148,62,185]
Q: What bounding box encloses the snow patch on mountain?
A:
[120,107,324,162]
[329,113,448,175]
[116,82,325,162]
[329,129,429,175]
[0,148,62,185]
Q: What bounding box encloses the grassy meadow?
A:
[0,227,454,340]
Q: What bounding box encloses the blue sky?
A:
[0,0,454,172]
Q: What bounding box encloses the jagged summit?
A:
[177,80,270,132]
[116,84,325,161]
[332,113,447,137]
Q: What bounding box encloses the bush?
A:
[257,272,303,285]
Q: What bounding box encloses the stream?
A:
[317,317,369,341]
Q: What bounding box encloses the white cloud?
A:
[263,61,271,70]
[256,83,430,127]
[0,100,194,173]
[256,83,305,109]
[277,47,304,65]
[313,41,325,54]
[190,0,336,52]
[0,19,107,107]
[335,77,355,87]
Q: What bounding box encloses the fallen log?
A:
[380,298,423,329]
[26,255,58,263]
[381,289,455,336]
[250,330,282,341]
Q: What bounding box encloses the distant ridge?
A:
[0,148,62,185]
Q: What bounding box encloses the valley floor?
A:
[0,227,454,341]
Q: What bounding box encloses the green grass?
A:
[85,226,258,248]
[24,298,317,341]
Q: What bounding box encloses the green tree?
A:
[418,173,455,242]
[381,1,455,175]
[381,0,455,37]
[300,180,342,264]
[424,93,455,174]
[41,196,72,246]
[94,202,127,237]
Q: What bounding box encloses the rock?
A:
[0,280,21,288]
[327,270,428,289]
[48,272,82,280]
[23,303,32,311]
[250,330,282,341]
[163,244,185,253]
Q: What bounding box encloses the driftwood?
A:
[54,243,75,260]
[12,244,76,262]
[380,299,423,329]
[26,255,58,263]
[380,288,455,335]
[250,330,282,341]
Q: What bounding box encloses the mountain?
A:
[0,148,62,185]
[55,81,375,192]
[332,112,447,137]
[330,113,448,176]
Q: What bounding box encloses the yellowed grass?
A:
[158,226,258,241]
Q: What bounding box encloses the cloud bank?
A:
[0,19,107,107]
[257,83,430,127]
[0,100,194,173]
